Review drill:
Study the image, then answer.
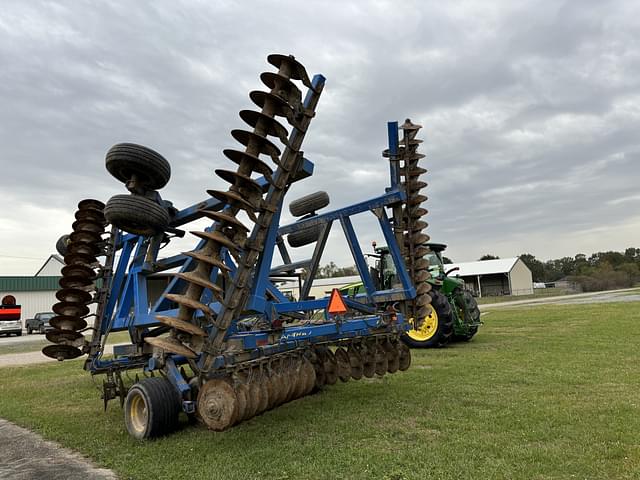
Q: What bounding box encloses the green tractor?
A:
[340,243,482,348]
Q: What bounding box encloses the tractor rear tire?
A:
[124,377,181,439]
[453,289,481,342]
[104,194,169,236]
[288,191,330,217]
[402,289,454,348]
[106,143,171,190]
[287,223,323,248]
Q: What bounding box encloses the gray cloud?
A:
[1,0,639,274]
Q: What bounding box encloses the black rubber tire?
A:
[289,191,329,217]
[124,377,181,439]
[287,223,323,248]
[56,234,70,256]
[27,327,32,335]
[16,331,22,337]
[106,143,171,190]
[402,289,454,348]
[104,194,169,236]
[39,326,45,334]
[453,289,481,342]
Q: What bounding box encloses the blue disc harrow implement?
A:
[43,54,432,439]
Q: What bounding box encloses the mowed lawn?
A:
[0,301,638,480]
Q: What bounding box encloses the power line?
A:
[0,254,44,261]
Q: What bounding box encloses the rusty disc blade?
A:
[385,340,400,374]
[191,229,242,253]
[398,343,411,371]
[78,199,105,211]
[69,230,102,245]
[198,210,249,233]
[416,282,432,295]
[347,346,364,380]
[334,347,351,383]
[145,336,197,359]
[249,90,293,119]
[45,329,84,345]
[67,242,101,257]
[49,315,87,331]
[280,362,296,403]
[53,301,89,318]
[375,344,388,376]
[61,264,95,280]
[302,358,316,395]
[244,374,261,420]
[223,149,273,178]
[71,219,104,235]
[197,379,238,431]
[239,110,289,145]
[323,349,338,386]
[63,252,97,267]
[205,191,259,222]
[181,251,232,277]
[155,315,206,337]
[267,54,311,84]
[42,344,82,361]
[231,129,281,159]
[233,382,248,425]
[215,168,264,194]
[362,347,376,378]
[292,363,307,399]
[255,373,270,414]
[59,275,93,290]
[56,288,92,305]
[75,208,106,224]
[174,272,223,299]
[163,293,213,316]
[260,72,301,102]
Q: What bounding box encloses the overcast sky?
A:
[1,0,639,276]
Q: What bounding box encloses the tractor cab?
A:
[368,242,452,290]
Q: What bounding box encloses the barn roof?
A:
[447,258,520,277]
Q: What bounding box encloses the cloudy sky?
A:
[1,0,638,275]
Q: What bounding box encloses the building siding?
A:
[0,290,57,326]
[509,258,534,295]
[0,276,62,292]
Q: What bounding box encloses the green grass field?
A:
[0,301,639,479]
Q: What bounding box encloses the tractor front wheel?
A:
[453,289,481,342]
[402,289,454,348]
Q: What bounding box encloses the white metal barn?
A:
[0,255,64,327]
[446,257,533,297]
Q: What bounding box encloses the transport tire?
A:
[55,234,70,256]
[106,143,171,190]
[287,223,323,248]
[104,194,169,236]
[288,191,329,217]
[124,377,181,439]
[402,289,454,348]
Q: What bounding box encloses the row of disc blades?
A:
[398,120,432,321]
[196,337,411,430]
[43,199,106,361]
[148,54,317,362]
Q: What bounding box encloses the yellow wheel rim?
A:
[129,392,148,435]
[408,308,438,341]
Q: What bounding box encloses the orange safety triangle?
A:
[327,288,348,315]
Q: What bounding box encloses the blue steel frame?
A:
[87,115,415,408]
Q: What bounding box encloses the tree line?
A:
[481,249,640,292]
